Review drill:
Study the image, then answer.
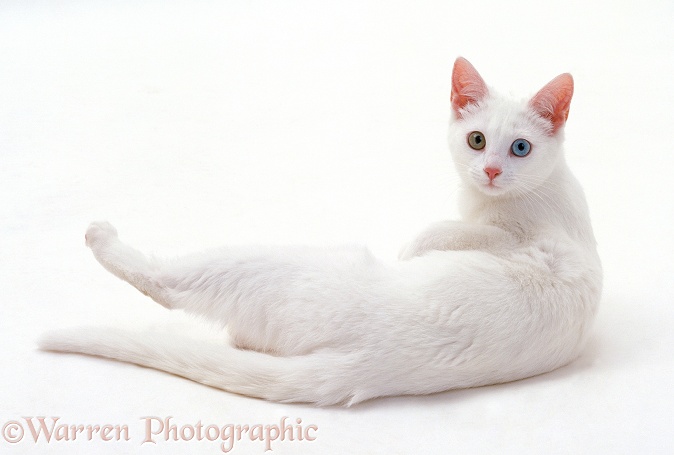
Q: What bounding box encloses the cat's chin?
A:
[475,182,510,198]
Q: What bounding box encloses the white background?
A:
[2,1,673,453]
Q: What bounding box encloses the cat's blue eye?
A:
[511,139,531,157]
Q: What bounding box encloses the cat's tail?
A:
[37,327,370,406]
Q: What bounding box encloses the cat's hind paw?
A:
[85,221,119,248]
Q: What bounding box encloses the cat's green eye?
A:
[468,131,486,150]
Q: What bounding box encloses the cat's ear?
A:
[451,57,489,118]
[529,73,574,134]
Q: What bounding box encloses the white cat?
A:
[39,58,602,406]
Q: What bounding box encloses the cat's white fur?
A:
[39,58,602,406]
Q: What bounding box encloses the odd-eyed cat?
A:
[40,58,602,406]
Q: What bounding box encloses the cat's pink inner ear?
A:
[451,57,488,118]
[529,73,574,134]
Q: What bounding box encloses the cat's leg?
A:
[85,221,173,308]
[85,221,383,355]
[153,243,383,355]
[399,220,516,260]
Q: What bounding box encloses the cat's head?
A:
[448,57,573,198]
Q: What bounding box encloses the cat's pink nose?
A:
[484,167,502,181]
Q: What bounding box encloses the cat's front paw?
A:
[85,221,119,249]
[398,242,419,261]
